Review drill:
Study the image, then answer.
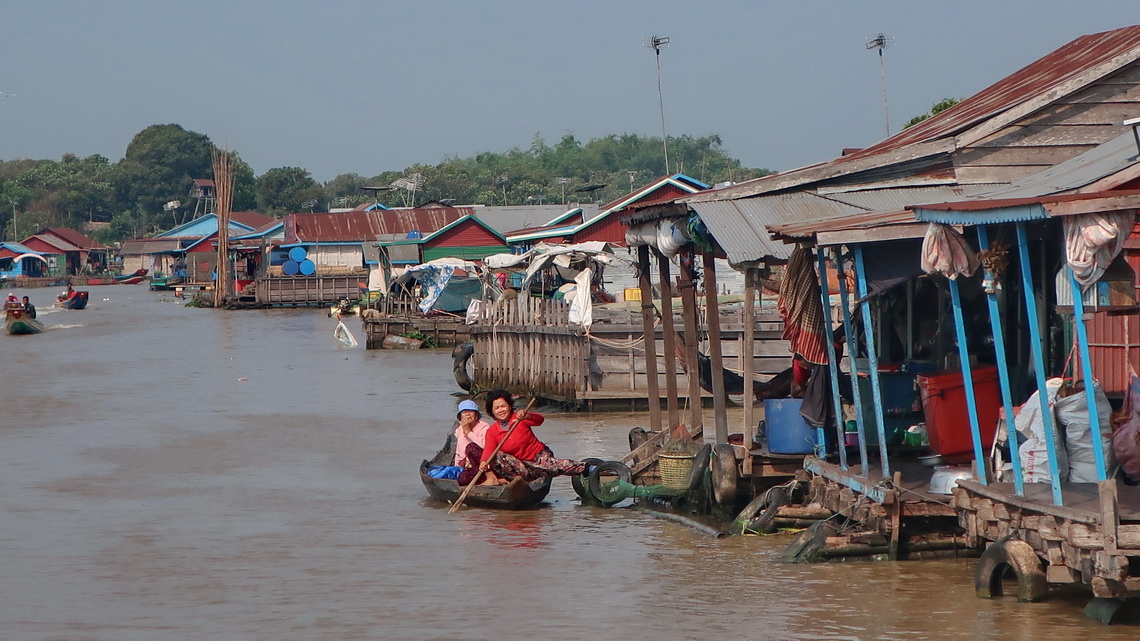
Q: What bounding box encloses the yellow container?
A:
[624,287,642,302]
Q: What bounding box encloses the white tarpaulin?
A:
[624,219,691,258]
[567,267,593,330]
[483,242,629,290]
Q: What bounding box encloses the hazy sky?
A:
[2,1,1138,183]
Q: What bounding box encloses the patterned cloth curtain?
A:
[778,246,828,365]
[1064,211,1133,289]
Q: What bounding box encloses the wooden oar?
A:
[448,396,538,514]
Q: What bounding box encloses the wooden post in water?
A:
[657,249,680,428]
[679,254,703,431]
[702,250,728,444]
[637,245,661,431]
[742,267,757,445]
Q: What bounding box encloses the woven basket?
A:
[658,453,694,489]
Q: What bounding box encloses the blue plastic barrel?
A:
[289,247,307,262]
[299,259,316,275]
[282,260,300,275]
[764,398,817,454]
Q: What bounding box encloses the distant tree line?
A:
[0,124,770,244]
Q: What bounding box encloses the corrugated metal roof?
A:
[688,24,1140,202]
[288,208,475,242]
[24,234,83,252]
[41,227,107,250]
[695,185,1000,262]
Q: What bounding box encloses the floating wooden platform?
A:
[953,479,1140,599]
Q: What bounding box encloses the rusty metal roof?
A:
[288,207,475,242]
[40,227,107,250]
[695,185,999,264]
[689,24,1140,202]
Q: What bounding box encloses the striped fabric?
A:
[778,246,829,365]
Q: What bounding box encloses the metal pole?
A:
[854,246,890,476]
[818,248,847,470]
[1016,222,1064,505]
[976,226,1024,496]
[1069,268,1109,480]
[836,252,871,475]
[948,277,987,484]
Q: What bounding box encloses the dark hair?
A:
[484,389,514,419]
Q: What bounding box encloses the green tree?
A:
[116,124,214,227]
[255,167,322,214]
[904,98,961,129]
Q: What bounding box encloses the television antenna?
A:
[627,170,639,193]
[647,35,671,174]
[866,33,893,137]
[389,173,424,207]
[301,198,318,212]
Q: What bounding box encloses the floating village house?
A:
[0,241,54,279]
[462,174,724,407]
[119,211,275,281]
[604,24,1140,606]
[20,227,108,275]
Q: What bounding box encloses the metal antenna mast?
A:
[867,33,892,137]
[648,35,671,174]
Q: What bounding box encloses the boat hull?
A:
[55,291,89,309]
[419,437,552,509]
[4,308,44,335]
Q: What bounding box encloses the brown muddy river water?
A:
[1,286,1136,640]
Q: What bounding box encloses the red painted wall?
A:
[432,221,505,249]
[573,215,627,245]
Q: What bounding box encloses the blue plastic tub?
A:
[764,398,818,454]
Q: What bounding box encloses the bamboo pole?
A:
[211,148,235,308]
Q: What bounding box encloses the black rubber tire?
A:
[710,443,738,506]
[975,537,1048,602]
[687,444,712,492]
[745,486,788,535]
[588,461,633,507]
[451,342,474,391]
[628,426,649,452]
[571,457,606,499]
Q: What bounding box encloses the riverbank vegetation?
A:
[0,124,770,243]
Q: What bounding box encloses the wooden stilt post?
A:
[703,250,728,444]
[679,254,703,432]
[657,250,680,428]
[742,267,757,446]
[638,245,662,432]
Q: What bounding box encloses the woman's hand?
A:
[478,461,489,472]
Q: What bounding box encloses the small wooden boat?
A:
[115,268,149,285]
[55,290,89,309]
[4,302,45,335]
[420,436,552,509]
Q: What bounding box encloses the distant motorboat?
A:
[55,290,89,310]
[4,301,44,335]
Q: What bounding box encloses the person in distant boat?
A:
[5,293,17,305]
[453,399,492,486]
[475,389,586,485]
[21,296,35,319]
[58,283,74,302]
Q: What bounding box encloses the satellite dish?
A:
[163,200,181,211]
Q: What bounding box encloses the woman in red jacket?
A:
[476,389,585,484]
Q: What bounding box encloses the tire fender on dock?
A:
[974,537,1048,602]
[452,342,474,391]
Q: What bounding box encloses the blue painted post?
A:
[836,253,871,475]
[976,226,1024,496]
[817,247,848,470]
[947,277,988,484]
[854,246,891,477]
[1068,268,1109,481]
[1016,222,1064,506]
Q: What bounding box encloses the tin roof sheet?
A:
[289,207,475,242]
[687,25,1140,202]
